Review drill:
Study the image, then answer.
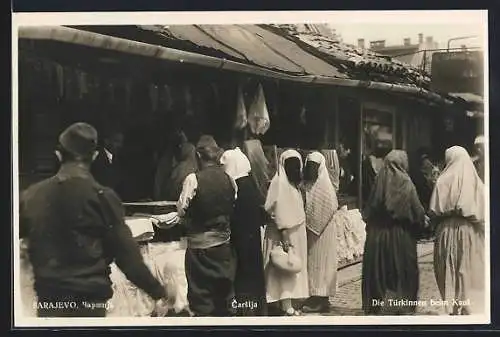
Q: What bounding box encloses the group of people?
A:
[361,141,485,316]
[19,120,486,318]
[19,121,346,317]
[170,138,343,316]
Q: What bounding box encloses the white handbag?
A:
[270,244,302,274]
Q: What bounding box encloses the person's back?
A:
[20,122,168,317]
[22,165,114,300]
[187,166,235,233]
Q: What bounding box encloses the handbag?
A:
[270,243,302,274]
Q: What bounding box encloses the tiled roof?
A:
[263,24,431,89]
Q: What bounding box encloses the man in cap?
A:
[19,122,168,317]
[91,129,125,194]
[472,135,485,182]
[176,135,237,317]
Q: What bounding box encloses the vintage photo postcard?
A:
[11,9,489,327]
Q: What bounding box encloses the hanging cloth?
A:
[160,84,173,112]
[150,84,159,112]
[247,84,270,136]
[76,70,89,99]
[125,80,133,114]
[184,85,194,117]
[234,85,248,130]
[55,63,64,99]
[300,105,307,125]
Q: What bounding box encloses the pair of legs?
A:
[185,243,236,317]
[279,298,301,316]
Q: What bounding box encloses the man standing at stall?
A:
[92,129,125,194]
[176,135,237,317]
[20,122,168,317]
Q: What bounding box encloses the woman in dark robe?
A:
[220,147,267,316]
[361,150,427,315]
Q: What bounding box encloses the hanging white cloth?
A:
[248,84,271,135]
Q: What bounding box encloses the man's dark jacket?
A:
[19,162,165,301]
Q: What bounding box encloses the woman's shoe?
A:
[284,308,302,316]
[301,298,330,313]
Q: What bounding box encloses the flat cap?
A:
[58,122,98,157]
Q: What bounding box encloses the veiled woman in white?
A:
[301,151,339,313]
[262,149,309,316]
[430,146,485,315]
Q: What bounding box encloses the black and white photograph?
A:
[12,10,489,326]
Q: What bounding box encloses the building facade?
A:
[360,33,440,73]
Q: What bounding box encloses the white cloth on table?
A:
[19,238,189,317]
[19,239,37,317]
[107,240,189,317]
[335,207,366,264]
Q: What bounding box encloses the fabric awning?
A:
[162,25,345,78]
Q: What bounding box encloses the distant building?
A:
[358,34,439,73]
[294,23,340,41]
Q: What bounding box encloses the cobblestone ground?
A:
[311,249,447,316]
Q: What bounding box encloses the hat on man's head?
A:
[58,122,98,157]
[196,135,223,161]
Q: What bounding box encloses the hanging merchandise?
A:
[163,84,174,111]
[66,66,79,101]
[75,69,85,99]
[81,71,89,97]
[150,84,159,112]
[88,73,97,104]
[42,59,53,94]
[125,80,133,114]
[233,85,248,130]
[210,82,221,112]
[184,85,194,117]
[247,83,271,136]
[300,105,307,125]
[55,63,64,100]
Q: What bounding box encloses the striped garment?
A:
[304,152,339,297]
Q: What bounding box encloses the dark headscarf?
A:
[363,150,426,225]
[161,142,198,201]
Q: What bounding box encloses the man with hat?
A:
[472,135,485,182]
[91,129,125,195]
[176,135,237,317]
[19,122,168,317]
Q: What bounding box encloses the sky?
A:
[332,23,485,50]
